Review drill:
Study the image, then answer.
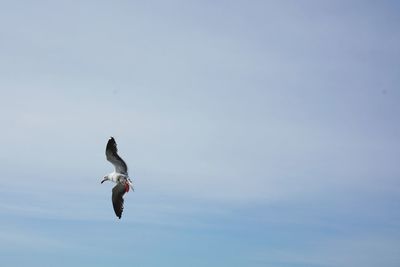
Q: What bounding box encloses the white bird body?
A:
[106,172,129,184]
[106,172,120,183]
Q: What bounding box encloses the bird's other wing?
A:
[112,183,126,219]
[106,137,128,174]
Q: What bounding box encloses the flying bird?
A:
[101,137,134,219]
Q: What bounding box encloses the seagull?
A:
[101,137,134,219]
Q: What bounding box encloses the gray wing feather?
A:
[112,183,126,219]
[106,137,128,174]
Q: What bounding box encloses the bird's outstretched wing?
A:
[112,183,126,219]
[106,137,128,174]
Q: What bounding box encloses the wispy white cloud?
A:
[0,226,75,252]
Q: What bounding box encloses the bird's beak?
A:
[101,178,107,184]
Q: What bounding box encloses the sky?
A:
[0,1,399,266]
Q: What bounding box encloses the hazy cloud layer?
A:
[1,1,399,266]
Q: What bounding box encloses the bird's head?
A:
[101,175,109,184]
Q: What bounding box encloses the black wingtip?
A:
[106,137,116,148]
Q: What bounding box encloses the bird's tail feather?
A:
[127,178,134,192]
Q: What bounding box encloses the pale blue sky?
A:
[0,1,399,266]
